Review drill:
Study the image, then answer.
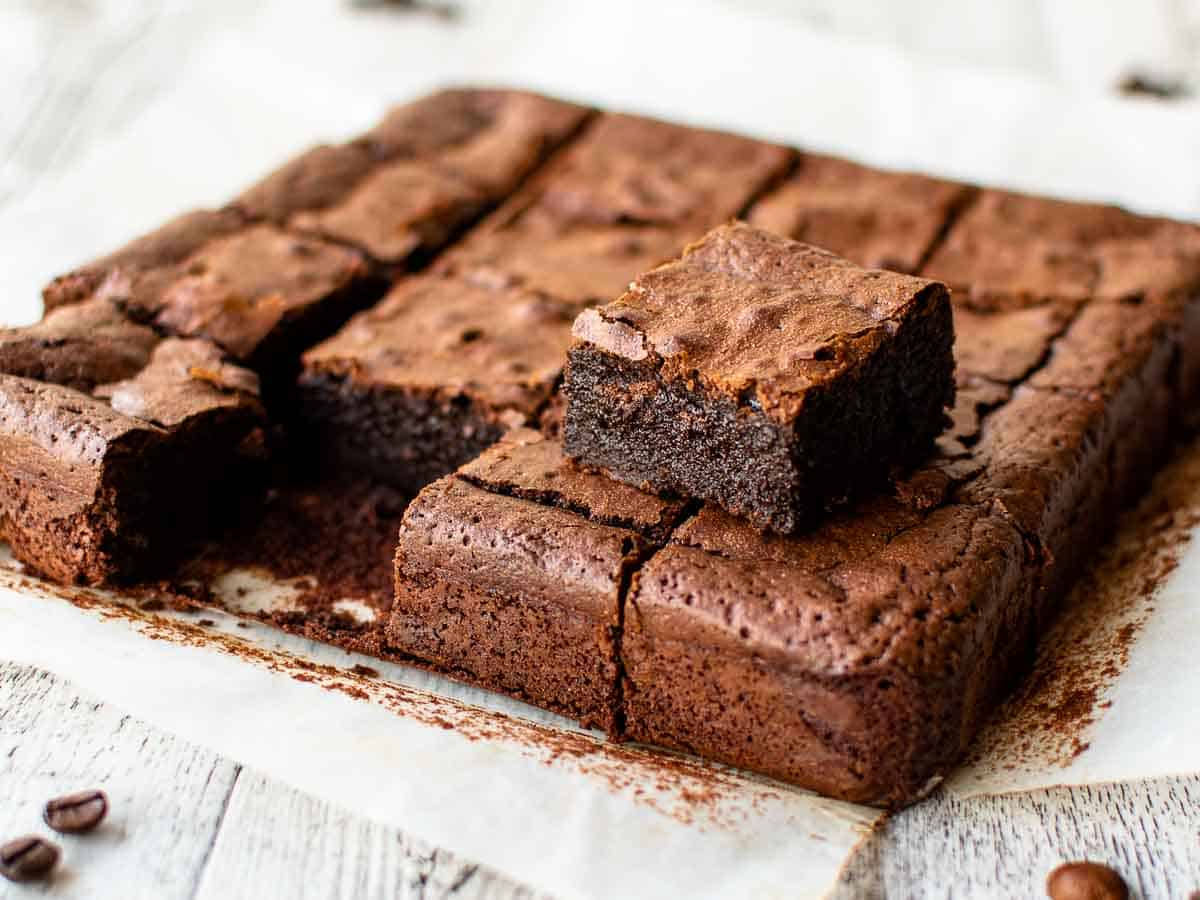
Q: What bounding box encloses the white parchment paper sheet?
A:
[1,2,1199,895]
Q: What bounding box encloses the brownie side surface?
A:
[0,338,265,585]
[298,277,576,493]
[389,476,647,730]
[563,223,955,533]
[623,501,1030,806]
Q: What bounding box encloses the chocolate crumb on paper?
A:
[959,436,1200,780]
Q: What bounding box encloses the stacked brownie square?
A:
[5,88,1200,808]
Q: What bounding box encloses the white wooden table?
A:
[2,3,1199,897]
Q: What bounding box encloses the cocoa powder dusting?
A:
[176,469,408,655]
[964,437,1200,771]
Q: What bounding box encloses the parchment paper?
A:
[1,2,1199,896]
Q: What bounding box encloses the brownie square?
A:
[388,429,686,729]
[0,299,160,393]
[748,153,973,273]
[0,333,265,585]
[298,277,578,493]
[41,218,384,390]
[622,498,1031,806]
[922,187,1200,310]
[235,89,590,225]
[252,91,590,268]
[563,222,955,533]
[437,113,794,306]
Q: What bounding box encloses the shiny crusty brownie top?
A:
[923,188,1200,309]
[571,222,949,419]
[301,276,576,418]
[749,153,972,274]
[0,300,160,392]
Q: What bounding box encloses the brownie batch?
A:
[4,87,1199,809]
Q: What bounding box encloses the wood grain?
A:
[193,771,549,900]
[0,663,240,900]
[834,777,1200,899]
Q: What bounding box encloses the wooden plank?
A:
[833,776,1200,899]
[192,772,549,900]
[0,661,241,899]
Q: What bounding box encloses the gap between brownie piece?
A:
[563,222,956,534]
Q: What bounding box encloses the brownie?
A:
[42,209,246,313]
[236,89,591,267]
[41,217,384,391]
[237,89,590,222]
[388,429,686,729]
[748,153,973,273]
[0,337,265,585]
[563,223,956,533]
[0,299,159,392]
[436,112,794,306]
[622,498,1030,805]
[298,276,578,493]
[12,86,1200,810]
[922,187,1200,310]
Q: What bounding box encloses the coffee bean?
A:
[44,789,108,834]
[1046,861,1129,900]
[0,835,60,882]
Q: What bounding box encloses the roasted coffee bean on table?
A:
[1046,860,1129,900]
[0,835,60,883]
[44,789,109,834]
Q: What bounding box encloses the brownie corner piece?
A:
[622,499,1031,806]
[0,335,266,585]
[563,221,955,533]
[297,276,576,493]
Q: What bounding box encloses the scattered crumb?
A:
[964,437,1200,771]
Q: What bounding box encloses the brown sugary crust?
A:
[298,277,577,493]
[922,187,1200,310]
[236,89,591,224]
[748,153,974,273]
[0,300,160,392]
[563,223,955,533]
[236,89,591,266]
[39,91,589,384]
[435,112,794,306]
